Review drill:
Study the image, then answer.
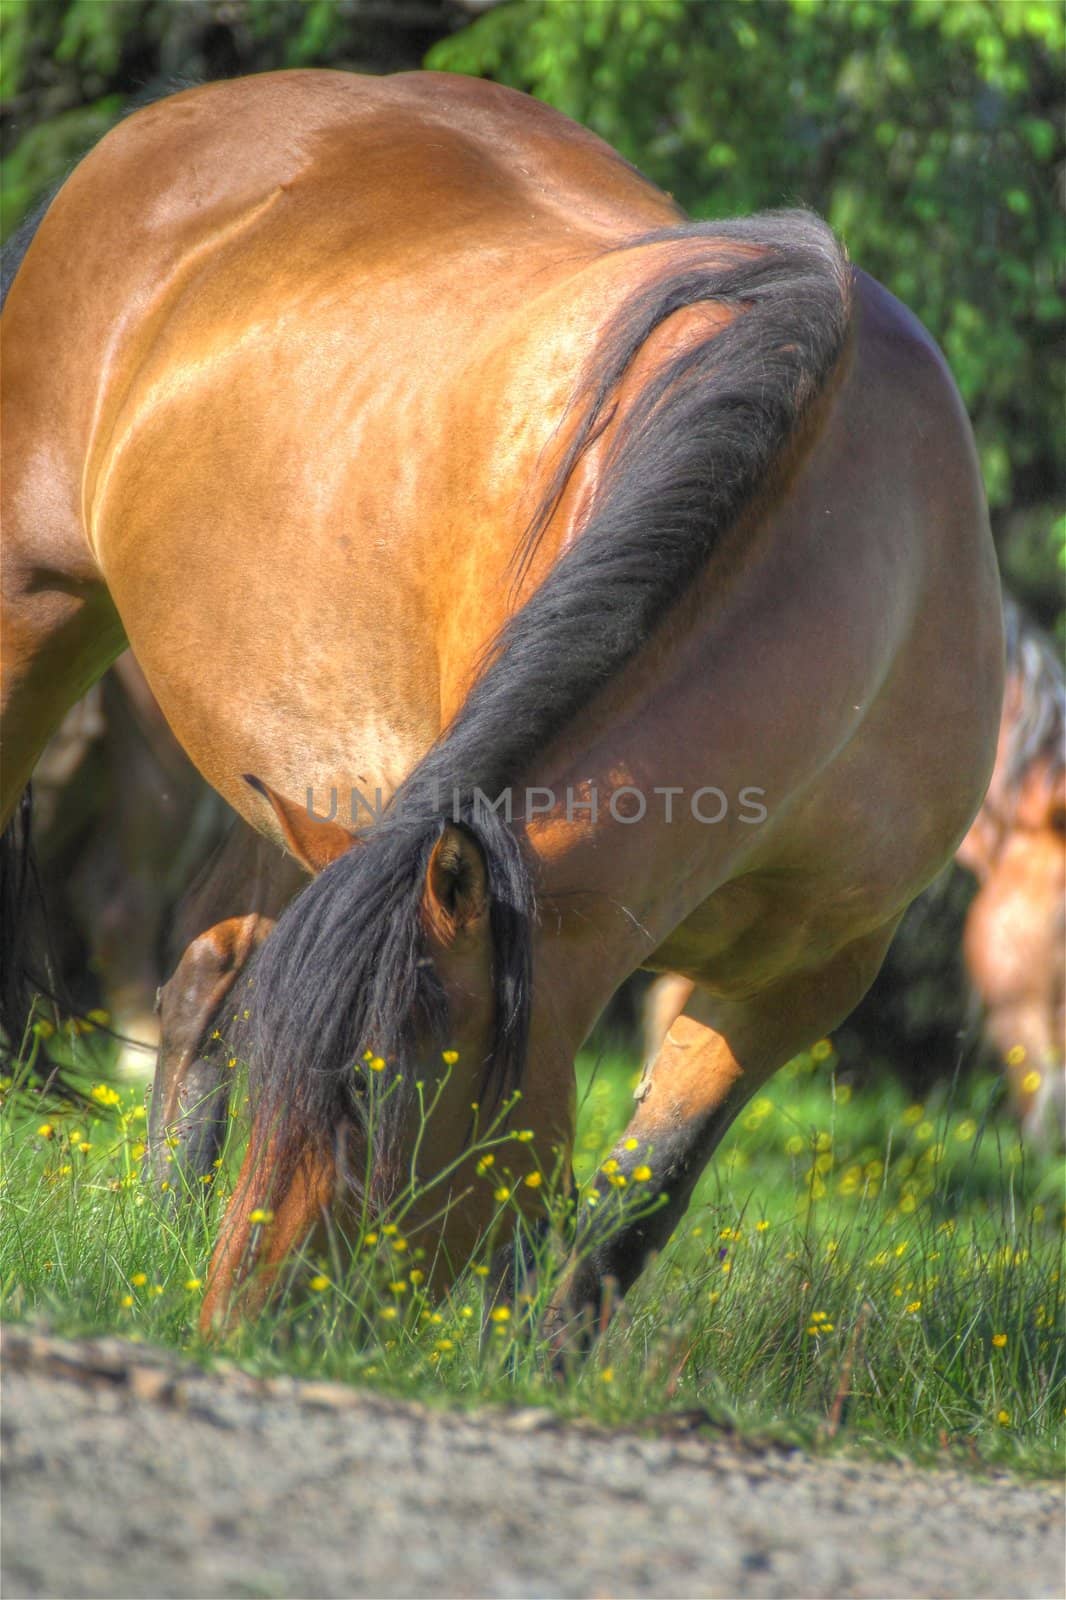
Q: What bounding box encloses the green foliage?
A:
[430,0,1065,607]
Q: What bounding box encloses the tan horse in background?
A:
[957,597,1065,1141]
[1,71,1002,1331]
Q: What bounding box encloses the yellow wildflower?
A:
[441,1050,459,1065]
[130,1272,147,1288]
[632,1165,652,1183]
[37,1123,54,1140]
[184,1278,202,1292]
[523,1171,543,1189]
[992,1332,1007,1348]
[489,1306,511,1324]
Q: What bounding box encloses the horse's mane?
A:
[1002,595,1065,793]
[241,210,853,1203]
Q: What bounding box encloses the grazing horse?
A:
[0,70,1002,1330]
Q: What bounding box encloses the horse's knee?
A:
[148,923,253,1186]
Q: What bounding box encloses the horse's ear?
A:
[423,824,489,942]
[244,775,359,875]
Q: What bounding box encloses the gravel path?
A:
[2,1327,1062,1600]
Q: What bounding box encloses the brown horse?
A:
[1,70,1002,1331]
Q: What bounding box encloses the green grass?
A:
[2,1030,1063,1476]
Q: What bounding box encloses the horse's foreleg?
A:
[556,922,900,1322]
[148,914,267,1189]
[147,822,304,1189]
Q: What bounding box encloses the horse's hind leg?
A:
[1,565,125,824]
[147,818,304,1190]
[1,572,125,1045]
[556,922,900,1321]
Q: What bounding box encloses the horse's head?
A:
[200,774,559,1330]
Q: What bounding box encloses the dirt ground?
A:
[2,1326,1063,1600]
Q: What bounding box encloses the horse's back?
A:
[3,70,677,567]
[3,73,684,823]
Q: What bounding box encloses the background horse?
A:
[1,70,1002,1330]
[957,596,1065,1141]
